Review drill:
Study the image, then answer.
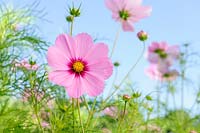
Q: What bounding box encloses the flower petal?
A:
[74,33,94,58]
[105,0,124,12]
[84,43,109,62]
[122,21,134,31]
[87,58,113,79]
[55,34,76,58]
[48,70,74,87]
[47,46,69,70]
[83,73,105,97]
[65,77,84,98]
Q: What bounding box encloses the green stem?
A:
[72,98,75,133]
[77,99,85,133]
[104,42,146,103]
[85,98,97,129]
[181,70,185,110]
[117,101,127,132]
[157,85,160,119]
[172,93,177,109]
[83,96,90,113]
[110,27,120,58]
[108,67,118,95]
[35,108,44,132]
[70,17,74,36]
[145,111,150,133]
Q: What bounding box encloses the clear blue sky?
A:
[3,0,200,112]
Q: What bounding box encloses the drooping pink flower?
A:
[105,0,152,32]
[146,65,179,82]
[103,106,118,118]
[47,33,113,98]
[147,42,180,66]
[15,60,39,70]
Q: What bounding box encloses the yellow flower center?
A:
[72,61,84,73]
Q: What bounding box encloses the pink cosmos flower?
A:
[15,60,39,70]
[47,33,113,98]
[103,106,118,118]
[146,65,179,82]
[147,42,180,66]
[105,0,152,31]
[22,89,44,102]
[41,121,50,128]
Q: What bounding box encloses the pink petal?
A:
[147,53,159,63]
[47,46,69,70]
[74,33,94,58]
[48,70,74,87]
[87,58,113,79]
[83,73,104,97]
[122,21,134,32]
[159,42,168,50]
[55,34,76,58]
[84,43,109,62]
[66,77,84,98]
[128,0,142,6]
[105,0,124,12]
[167,45,180,59]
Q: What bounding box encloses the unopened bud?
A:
[66,16,74,22]
[123,94,131,102]
[114,62,120,67]
[137,30,148,41]
[69,5,81,17]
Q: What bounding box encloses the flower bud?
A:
[123,94,131,102]
[145,95,152,101]
[114,62,120,67]
[66,16,74,22]
[137,30,148,41]
[132,92,141,98]
[69,5,81,17]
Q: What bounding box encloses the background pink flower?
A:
[15,60,39,70]
[147,42,180,66]
[103,106,118,118]
[47,33,113,98]
[146,65,179,82]
[105,0,152,31]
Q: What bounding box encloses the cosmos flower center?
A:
[119,10,129,20]
[72,61,84,73]
[154,49,167,58]
[163,73,170,78]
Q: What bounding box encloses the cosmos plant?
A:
[0,0,200,133]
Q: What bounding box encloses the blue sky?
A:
[3,0,200,112]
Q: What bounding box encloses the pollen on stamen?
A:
[72,61,84,73]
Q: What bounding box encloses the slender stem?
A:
[145,111,150,133]
[108,67,118,95]
[181,70,185,110]
[85,98,97,129]
[104,42,146,103]
[35,108,44,132]
[172,93,177,109]
[83,96,90,113]
[157,84,160,119]
[117,101,127,132]
[165,83,170,114]
[72,98,75,133]
[109,27,120,58]
[70,17,74,36]
[77,99,85,133]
